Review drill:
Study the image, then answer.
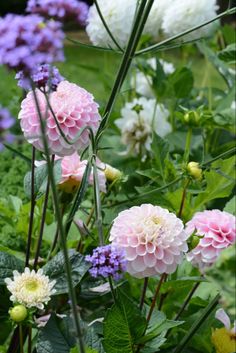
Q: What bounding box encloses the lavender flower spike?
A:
[85,245,127,281]
[0,107,15,151]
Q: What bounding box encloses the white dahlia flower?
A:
[115,97,171,156]
[86,0,169,49]
[131,58,175,98]
[162,0,219,40]
[109,204,189,278]
[5,268,56,310]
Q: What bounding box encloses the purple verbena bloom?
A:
[27,0,89,26]
[0,14,64,74]
[85,245,127,281]
[16,64,64,91]
[0,107,15,151]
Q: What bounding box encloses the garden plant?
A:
[0,0,235,353]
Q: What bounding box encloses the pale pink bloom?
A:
[19,81,101,156]
[186,210,236,269]
[59,152,106,193]
[215,309,236,334]
[109,204,189,278]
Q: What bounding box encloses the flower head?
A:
[85,245,127,281]
[116,98,171,156]
[16,64,64,91]
[187,161,202,180]
[0,106,15,151]
[131,58,175,98]
[5,268,56,310]
[19,80,101,156]
[109,204,189,278]
[186,210,236,270]
[86,0,167,49]
[212,309,236,353]
[58,152,106,193]
[162,0,219,40]
[0,14,64,74]
[27,0,89,26]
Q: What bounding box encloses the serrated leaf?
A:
[103,290,146,353]
[37,314,76,353]
[0,251,24,284]
[194,156,235,210]
[151,133,169,181]
[43,250,90,295]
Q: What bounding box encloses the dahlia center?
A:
[24,279,39,292]
[143,215,166,241]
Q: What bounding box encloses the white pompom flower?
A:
[131,58,175,98]
[115,97,171,156]
[162,0,219,40]
[109,204,189,278]
[5,268,56,310]
[86,0,169,49]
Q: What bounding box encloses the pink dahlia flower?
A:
[109,204,189,278]
[58,152,106,193]
[19,81,100,156]
[186,210,236,269]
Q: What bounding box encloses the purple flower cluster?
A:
[85,245,127,281]
[0,107,15,151]
[27,0,89,26]
[0,14,64,74]
[16,64,64,91]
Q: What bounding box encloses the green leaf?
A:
[151,133,169,181]
[218,43,236,63]
[103,290,146,353]
[168,67,194,98]
[24,160,61,199]
[37,314,76,353]
[86,322,105,353]
[194,156,235,210]
[0,251,24,284]
[43,250,90,295]
[224,196,236,215]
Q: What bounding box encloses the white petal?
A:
[215,309,231,330]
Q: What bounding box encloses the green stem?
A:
[173,294,220,353]
[177,179,190,219]
[28,326,32,353]
[175,282,200,321]
[202,147,236,166]
[139,277,149,310]
[19,325,23,353]
[136,7,236,56]
[92,159,104,245]
[108,276,116,303]
[183,128,192,163]
[31,87,86,353]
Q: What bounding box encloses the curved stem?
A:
[139,277,149,310]
[177,179,190,219]
[25,146,36,267]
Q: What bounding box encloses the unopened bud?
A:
[191,235,200,249]
[104,164,122,182]
[9,305,28,323]
[187,161,202,180]
[184,111,200,125]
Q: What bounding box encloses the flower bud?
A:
[187,161,202,180]
[104,164,122,182]
[184,111,200,125]
[190,235,200,250]
[9,305,28,323]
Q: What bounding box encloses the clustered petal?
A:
[186,210,236,270]
[86,0,218,49]
[16,64,64,91]
[27,0,89,26]
[0,106,15,151]
[5,268,56,309]
[109,204,189,278]
[85,245,127,281]
[0,14,64,74]
[58,152,106,193]
[131,58,175,98]
[212,309,236,353]
[116,97,171,156]
[19,80,101,156]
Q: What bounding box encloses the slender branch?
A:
[202,146,236,167]
[92,158,104,245]
[28,326,32,353]
[19,325,23,353]
[175,282,200,321]
[146,273,167,325]
[177,179,190,218]
[139,277,149,310]
[31,87,86,353]
[173,294,220,353]
[94,0,124,51]
[25,146,36,267]
[136,7,236,56]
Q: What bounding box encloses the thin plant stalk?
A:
[92,159,104,245]
[31,87,86,353]
[25,146,36,267]
[139,277,149,310]
[19,325,23,353]
[183,127,192,163]
[177,179,190,218]
[173,294,220,353]
[146,273,167,325]
[28,326,32,353]
[175,282,200,321]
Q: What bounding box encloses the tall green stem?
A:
[183,128,192,163]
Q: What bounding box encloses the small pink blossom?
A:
[186,210,236,269]
[109,204,189,278]
[58,152,106,193]
[19,80,101,156]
